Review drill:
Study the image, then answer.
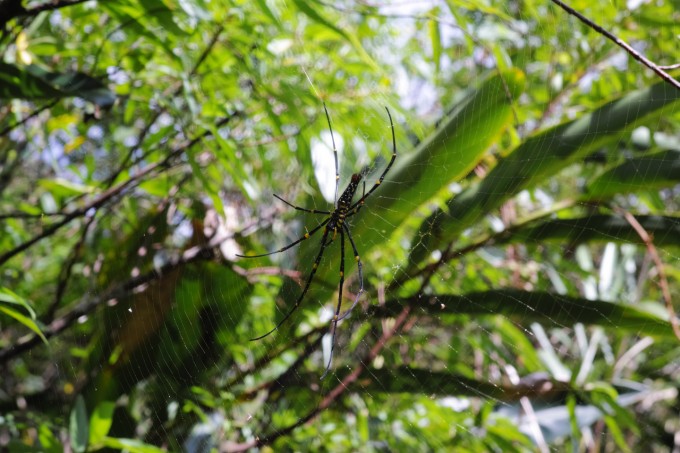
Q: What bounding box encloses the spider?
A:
[237,104,396,377]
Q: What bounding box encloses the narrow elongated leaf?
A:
[361,367,570,400]
[428,8,442,74]
[493,317,543,372]
[497,215,680,248]
[0,287,37,318]
[69,395,89,453]
[0,63,115,106]
[101,437,166,453]
[100,3,178,62]
[291,0,379,71]
[0,62,61,99]
[137,0,187,35]
[0,305,48,344]
[587,150,680,197]
[410,80,680,264]
[373,289,671,336]
[284,70,525,313]
[89,401,115,445]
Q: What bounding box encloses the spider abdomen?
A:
[328,173,362,232]
[337,173,362,210]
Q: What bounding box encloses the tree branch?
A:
[551,0,680,91]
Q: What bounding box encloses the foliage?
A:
[1,0,679,451]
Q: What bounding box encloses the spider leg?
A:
[236,217,330,258]
[323,102,340,206]
[321,225,346,379]
[347,180,367,218]
[273,194,330,215]
[336,222,363,321]
[349,107,396,211]
[250,226,332,341]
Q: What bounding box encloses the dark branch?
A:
[551,0,680,91]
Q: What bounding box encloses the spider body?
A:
[328,173,362,238]
[238,104,396,377]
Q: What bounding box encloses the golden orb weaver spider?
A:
[237,104,396,377]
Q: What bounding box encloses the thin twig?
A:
[42,215,97,323]
[0,158,163,266]
[228,306,412,451]
[551,0,680,91]
[613,206,680,341]
[23,0,89,16]
[104,26,225,187]
[0,100,59,137]
[0,211,68,220]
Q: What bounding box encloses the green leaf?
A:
[89,401,115,445]
[373,289,672,336]
[289,70,525,308]
[589,383,639,433]
[604,415,632,453]
[69,395,89,453]
[137,0,188,36]
[100,437,167,453]
[25,65,115,106]
[588,150,680,197]
[38,424,62,453]
[291,0,379,72]
[0,304,48,344]
[361,367,569,401]
[0,62,61,99]
[567,393,580,440]
[0,287,48,344]
[39,178,97,197]
[493,317,543,372]
[0,287,37,319]
[0,63,115,106]
[100,2,179,62]
[444,0,512,20]
[428,8,442,74]
[410,80,680,264]
[498,214,680,248]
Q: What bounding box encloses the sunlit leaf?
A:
[89,401,115,445]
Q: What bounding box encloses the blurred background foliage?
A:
[1,0,680,451]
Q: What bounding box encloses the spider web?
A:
[3,1,680,452]
[225,3,680,451]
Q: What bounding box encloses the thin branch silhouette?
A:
[551,0,680,91]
